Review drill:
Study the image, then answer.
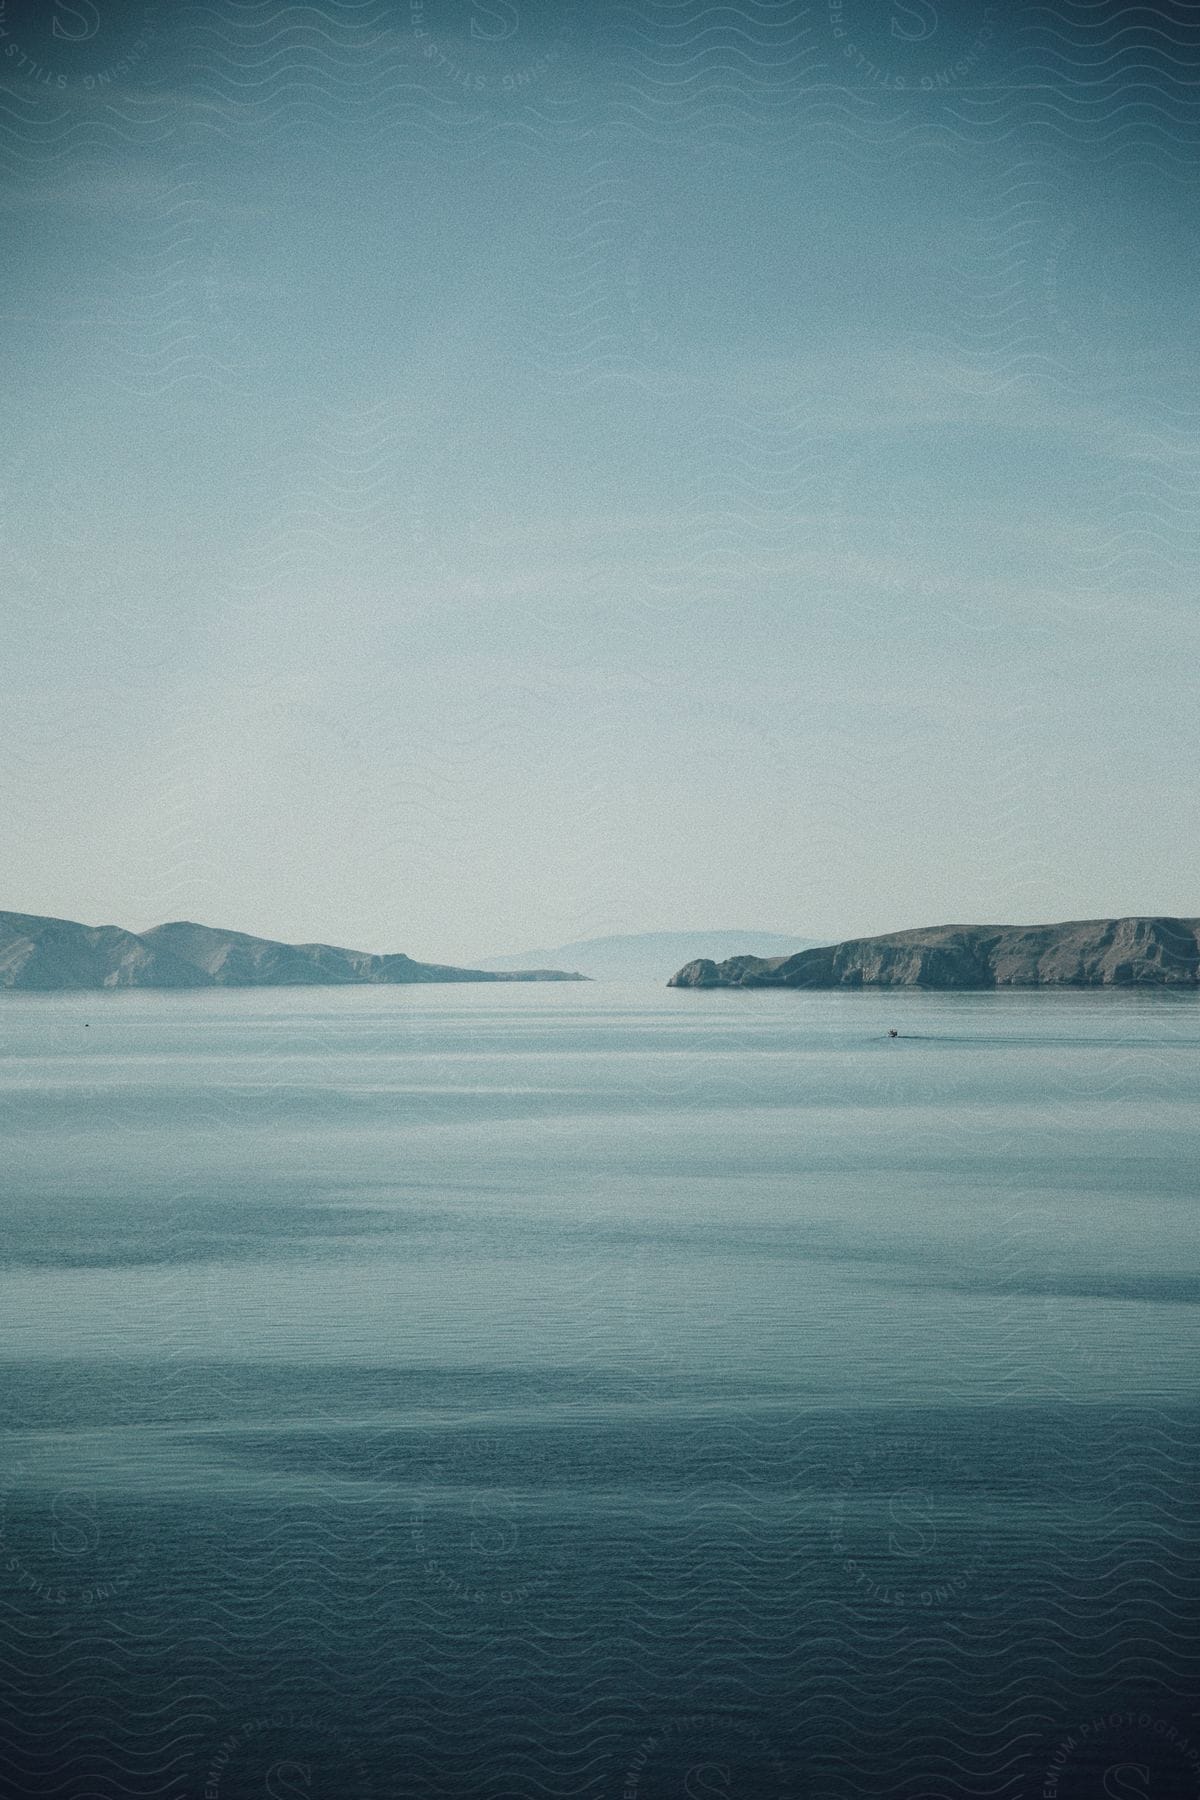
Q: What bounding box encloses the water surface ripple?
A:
[2,985,1198,1798]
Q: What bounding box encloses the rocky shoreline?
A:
[668,917,1200,990]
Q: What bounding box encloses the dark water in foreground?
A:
[2,984,1199,1799]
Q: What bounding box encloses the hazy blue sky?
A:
[3,0,1198,959]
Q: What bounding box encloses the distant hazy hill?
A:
[483,931,822,983]
[669,917,1200,990]
[0,912,584,991]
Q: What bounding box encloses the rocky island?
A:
[668,917,1200,990]
[0,911,585,991]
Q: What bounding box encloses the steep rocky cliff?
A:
[669,917,1200,990]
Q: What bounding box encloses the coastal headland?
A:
[669,917,1200,990]
[0,911,585,990]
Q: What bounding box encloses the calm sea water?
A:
[2,984,1199,1799]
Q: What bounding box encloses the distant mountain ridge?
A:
[0,912,584,991]
[483,930,823,983]
[669,917,1200,990]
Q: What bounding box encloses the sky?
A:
[3,0,1199,961]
